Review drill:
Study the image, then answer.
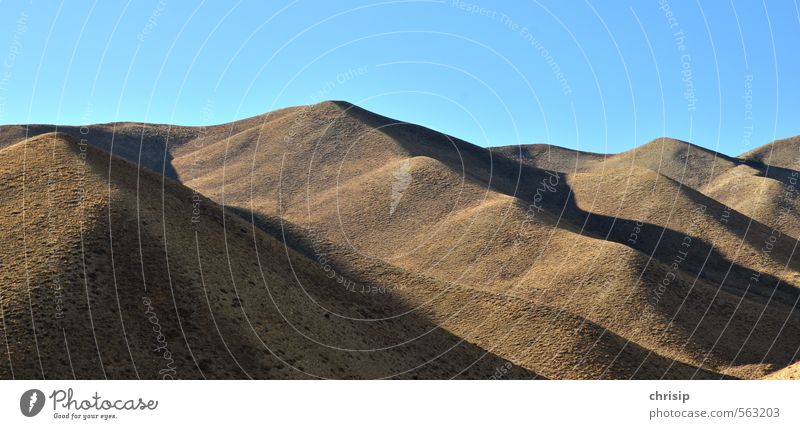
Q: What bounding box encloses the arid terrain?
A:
[1,101,799,379]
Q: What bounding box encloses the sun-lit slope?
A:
[247,212,727,380]
[282,154,800,379]
[5,104,800,380]
[0,132,542,380]
[741,135,800,170]
[565,166,800,300]
[495,138,741,189]
[392,192,800,380]
[763,362,800,380]
[171,101,541,222]
[0,104,304,180]
[172,101,412,215]
[172,101,575,257]
[289,155,501,262]
[0,132,721,380]
[163,102,800,379]
[169,101,558,267]
[491,144,607,173]
[701,164,800,240]
[257,111,800,310]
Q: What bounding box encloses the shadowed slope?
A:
[0,132,541,380]
[0,105,305,181]
[3,103,800,380]
[493,138,741,189]
[491,144,607,173]
[230,207,729,379]
[702,164,800,240]
[741,136,800,170]
[74,101,800,379]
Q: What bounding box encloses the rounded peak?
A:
[773,134,800,145]
[495,143,607,157]
[632,137,737,162]
[639,137,693,149]
[316,100,354,110]
[739,135,800,170]
[25,131,80,145]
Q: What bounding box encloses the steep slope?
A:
[1,132,727,380]
[0,132,543,380]
[3,104,800,380]
[162,102,800,379]
[248,211,729,379]
[293,153,800,378]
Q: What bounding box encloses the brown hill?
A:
[1,132,722,379]
[493,137,742,189]
[489,143,606,173]
[0,132,544,379]
[701,164,800,240]
[741,135,800,170]
[2,103,800,379]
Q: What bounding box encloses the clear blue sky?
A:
[0,0,797,155]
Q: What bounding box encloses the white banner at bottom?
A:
[0,380,797,428]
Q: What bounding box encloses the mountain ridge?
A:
[3,100,799,162]
[2,102,800,379]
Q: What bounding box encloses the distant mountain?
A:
[741,135,800,170]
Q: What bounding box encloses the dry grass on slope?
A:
[491,143,607,173]
[0,104,305,181]
[495,138,741,190]
[0,133,537,380]
[741,135,800,171]
[171,101,572,228]
[763,361,800,380]
[566,166,800,303]
[294,157,800,379]
[172,101,412,217]
[4,103,800,380]
[241,211,727,380]
[164,102,800,379]
[702,164,800,240]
